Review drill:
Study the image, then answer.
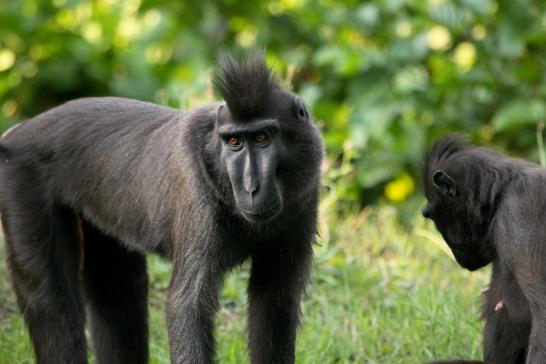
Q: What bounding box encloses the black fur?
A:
[0,53,322,364]
[212,52,279,121]
[423,134,546,364]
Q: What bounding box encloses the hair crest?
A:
[426,133,469,166]
[212,52,279,120]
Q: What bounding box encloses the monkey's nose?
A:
[245,185,258,195]
[422,206,432,219]
[245,184,259,206]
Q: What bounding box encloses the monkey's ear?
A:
[215,104,233,127]
[432,170,456,197]
[293,97,309,122]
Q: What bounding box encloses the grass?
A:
[0,206,489,364]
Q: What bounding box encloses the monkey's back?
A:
[2,97,180,151]
[0,97,192,252]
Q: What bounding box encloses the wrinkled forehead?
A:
[216,103,279,126]
[217,119,280,136]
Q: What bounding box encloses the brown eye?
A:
[227,137,242,148]
[254,132,269,144]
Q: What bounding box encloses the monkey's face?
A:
[215,93,321,224]
[219,120,284,223]
[423,169,493,271]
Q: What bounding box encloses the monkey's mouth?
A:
[240,203,282,223]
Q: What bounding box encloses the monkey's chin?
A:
[457,258,490,272]
[451,250,491,271]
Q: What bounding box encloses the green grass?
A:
[0,207,489,364]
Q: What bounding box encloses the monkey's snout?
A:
[422,205,432,219]
[244,183,258,196]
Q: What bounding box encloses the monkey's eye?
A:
[226,136,243,149]
[254,132,270,145]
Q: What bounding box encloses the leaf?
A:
[389,33,428,63]
[356,150,400,188]
[492,99,546,131]
[355,4,380,28]
[459,0,491,16]
[394,65,429,93]
[428,3,473,33]
[350,103,397,149]
[496,25,525,59]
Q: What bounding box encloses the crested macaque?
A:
[423,135,546,364]
[0,53,323,364]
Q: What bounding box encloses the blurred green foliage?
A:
[2,0,546,216]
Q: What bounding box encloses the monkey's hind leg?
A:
[82,222,149,364]
[2,201,88,364]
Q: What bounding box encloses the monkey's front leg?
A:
[483,311,528,364]
[525,313,546,364]
[166,252,226,364]
[247,243,313,364]
[509,239,546,364]
[482,279,529,364]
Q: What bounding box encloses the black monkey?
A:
[0,53,323,364]
[422,134,546,364]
